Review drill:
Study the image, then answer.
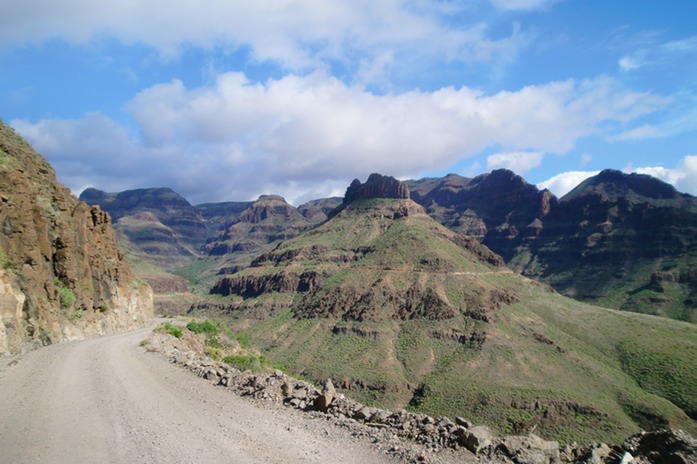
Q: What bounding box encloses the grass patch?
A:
[223,354,274,372]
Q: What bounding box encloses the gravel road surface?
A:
[0,325,401,464]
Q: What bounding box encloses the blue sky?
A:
[1,0,696,204]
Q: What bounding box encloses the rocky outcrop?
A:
[344,173,410,204]
[0,121,153,355]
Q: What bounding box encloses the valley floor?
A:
[0,324,421,464]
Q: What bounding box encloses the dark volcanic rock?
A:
[408,168,697,322]
[344,173,410,204]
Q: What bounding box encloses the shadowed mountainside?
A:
[407,169,697,321]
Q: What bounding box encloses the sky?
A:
[1,0,696,205]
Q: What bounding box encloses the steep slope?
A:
[407,170,555,261]
[0,121,153,355]
[200,174,696,444]
[408,170,697,322]
[520,170,697,321]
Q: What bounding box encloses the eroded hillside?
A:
[0,121,153,355]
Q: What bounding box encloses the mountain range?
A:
[2,120,694,448]
[195,174,696,444]
[81,169,697,322]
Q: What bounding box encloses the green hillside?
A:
[199,197,696,444]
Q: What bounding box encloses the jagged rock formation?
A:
[407,169,555,261]
[344,173,410,204]
[519,169,697,321]
[0,121,153,355]
[407,169,697,321]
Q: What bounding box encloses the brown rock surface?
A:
[0,121,153,355]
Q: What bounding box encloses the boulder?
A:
[461,425,495,454]
[314,378,336,412]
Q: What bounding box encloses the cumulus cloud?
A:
[487,151,543,174]
[0,0,530,73]
[538,156,697,199]
[627,156,697,195]
[537,170,600,197]
[13,72,667,204]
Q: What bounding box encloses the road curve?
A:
[0,325,398,464]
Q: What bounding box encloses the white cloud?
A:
[0,0,530,74]
[13,73,667,204]
[614,124,661,140]
[537,157,697,199]
[487,151,543,174]
[580,153,592,166]
[626,156,697,195]
[537,170,600,197]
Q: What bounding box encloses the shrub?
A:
[54,278,77,309]
[187,320,220,336]
[159,322,183,339]
[222,354,274,373]
[0,247,12,269]
[205,346,224,361]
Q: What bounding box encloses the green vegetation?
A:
[54,278,77,309]
[186,319,221,336]
[617,340,696,419]
[158,322,183,338]
[222,353,274,372]
[0,247,12,269]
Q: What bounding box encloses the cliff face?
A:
[0,121,153,355]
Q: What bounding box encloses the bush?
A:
[205,346,224,361]
[187,320,220,336]
[54,278,77,309]
[159,322,183,339]
[0,247,12,269]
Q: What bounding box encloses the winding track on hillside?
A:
[0,324,401,464]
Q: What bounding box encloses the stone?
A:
[455,417,473,428]
[461,425,494,454]
[314,378,336,412]
[343,173,410,204]
[500,434,560,464]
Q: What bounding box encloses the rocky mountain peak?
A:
[343,173,410,204]
[562,169,684,203]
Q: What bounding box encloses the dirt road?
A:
[0,325,400,464]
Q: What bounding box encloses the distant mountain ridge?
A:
[406,169,697,322]
[81,169,697,321]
